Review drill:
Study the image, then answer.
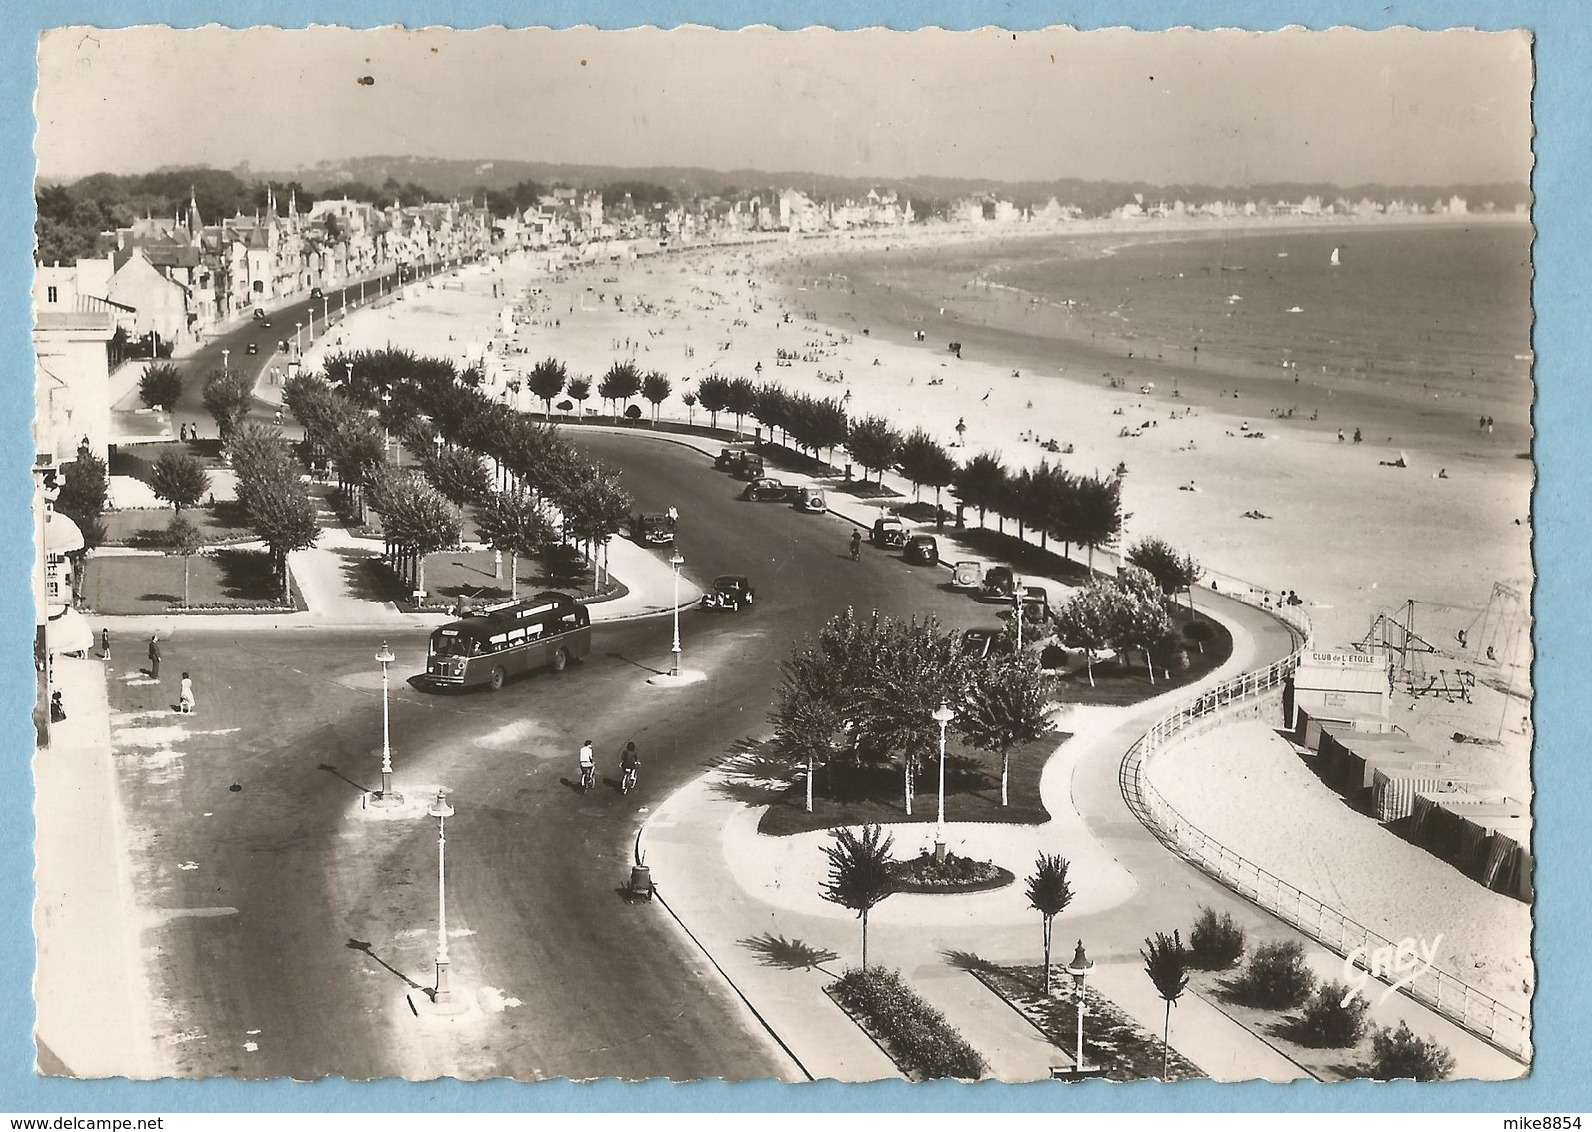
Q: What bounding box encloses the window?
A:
[46,286,58,304]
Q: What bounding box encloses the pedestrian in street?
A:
[49,690,67,723]
[100,627,110,660]
[178,672,195,714]
[147,634,161,680]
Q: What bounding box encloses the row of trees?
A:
[1055,551,1205,686]
[771,608,1053,814]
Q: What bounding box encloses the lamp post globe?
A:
[1065,940,1094,1072]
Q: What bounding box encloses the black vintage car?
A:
[739,477,793,503]
[701,575,755,612]
[245,342,259,355]
[630,513,676,545]
[715,445,753,471]
[871,516,908,548]
[903,534,939,565]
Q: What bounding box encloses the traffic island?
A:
[646,669,708,688]
[355,784,445,821]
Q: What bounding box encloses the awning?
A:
[45,510,84,555]
[46,606,93,656]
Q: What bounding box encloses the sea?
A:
[787,219,1535,442]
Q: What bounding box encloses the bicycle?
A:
[621,765,638,794]
[580,764,596,794]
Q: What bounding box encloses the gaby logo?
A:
[1343,935,1443,1006]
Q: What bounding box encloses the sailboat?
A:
[1330,247,1342,267]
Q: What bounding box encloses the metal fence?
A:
[1117,600,1531,1063]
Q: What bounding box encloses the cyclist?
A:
[578,738,596,792]
[620,742,641,794]
[849,529,862,561]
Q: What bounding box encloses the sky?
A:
[34,24,1534,187]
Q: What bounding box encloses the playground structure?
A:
[1355,584,1530,734]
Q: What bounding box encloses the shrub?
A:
[1233,940,1316,1009]
[1187,906,1247,969]
[1369,1022,1456,1081]
[1296,981,1371,1047]
[829,967,987,1080]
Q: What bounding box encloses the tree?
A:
[1112,586,1172,683]
[55,452,108,548]
[752,383,791,444]
[379,476,462,596]
[558,462,632,584]
[139,363,183,412]
[724,377,758,436]
[820,824,896,970]
[1025,853,1075,994]
[567,376,591,417]
[959,654,1053,806]
[1370,1023,1454,1081]
[1056,584,1118,687]
[527,357,567,418]
[1072,474,1123,575]
[1127,536,1204,613]
[681,391,698,426]
[475,489,554,599]
[422,446,492,519]
[1141,931,1190,1079]
[150,451,211,515]
[598,361,643,422]
[203,367,255,442]
[847,415,901,485]
[896,429,956,508]
[953,452,1005,526]
[164,514,204,607]
[244,473,320,603]
[696,374,731,431]
[641,370,672,425]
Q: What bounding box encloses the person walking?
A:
[100,627,111,660]
[178,672,196,714]
[147,634,162,680]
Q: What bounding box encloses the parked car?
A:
[630,513,675,545]
[958,627,1012,660]
[310,286,323,299]
[731,452,765,480]
[739,477,793,503]
[715,445,752,471]
[245,342,258,355]
[792,485,827,513]
[251,308,266,321]
[903,534,939,565]
[701,574,755,611]
[951,559,984,589]
[1018,584,1051,623]
[982,565,1018,599]
[870,516,908,548]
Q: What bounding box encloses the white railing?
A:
[1118,600,1530,1063]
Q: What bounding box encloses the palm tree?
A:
[820,824,896,970]
[1025,853,1075,994]
[1141,931,1190,1079]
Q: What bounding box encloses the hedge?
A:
[828,966,987,1080]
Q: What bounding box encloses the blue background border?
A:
[2,0,1581,1114]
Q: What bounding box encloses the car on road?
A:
[739,477,793,503]
[951,560,984,589]
[630,513,676,545]
[982,565,1018,600]
[792,485,827,513]
[310,287,323,299]
[701,574,755,611]
[958,627,1013,660]
[903,534,939,565]
[261,319,271,328]
[715,445,753,471]
[731,452,765,480]
[245,342,258,355]
[252,308,266,321]
[870,516,908,548]
[1018,584,1051,624]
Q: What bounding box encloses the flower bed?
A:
[826,967,987,1081]
[888,851,1015,895]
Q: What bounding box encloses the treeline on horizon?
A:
[34,159,1531,266]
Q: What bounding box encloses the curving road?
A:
[110,431,1002,1079]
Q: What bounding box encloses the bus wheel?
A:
[489,666,506,691]
[552,648,569,673]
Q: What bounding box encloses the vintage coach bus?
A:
[422,592,592,691]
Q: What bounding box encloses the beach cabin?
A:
[1409,791,1532,901]
[1370,764,1477,822]
[1294,705,1396,752]
[1315,727,1443,800]
[1289,650,1390,732]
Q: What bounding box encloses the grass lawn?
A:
[967,961,1206,1082]
[1047,607,1235,707]
[754,728,1062,837]
[82,548,304,615]
[100,502,255,548]
[1186,969,1373,1082]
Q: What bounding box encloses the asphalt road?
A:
[109,431,1000,1079]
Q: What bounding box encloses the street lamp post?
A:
[221,348,230,374]
[374,640,400,803]
[1066,940,1094,1073]
[932,702,955,862]
[323,295,330,328]
[381,389,392,451]
[427,789,456,1006]
[295,322,303,357]
[669,548,684,676]
[1013,589,1024,652]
